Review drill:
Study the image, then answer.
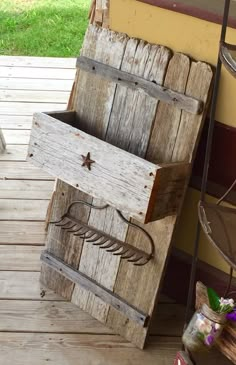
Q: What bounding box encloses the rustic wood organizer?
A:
[28,25,213,348]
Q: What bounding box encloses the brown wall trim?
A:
[191,119,236,205]
[163,248,236,305]
[137,0,236,29]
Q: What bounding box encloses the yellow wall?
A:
[110,0,236,128]
[110,0,235,274]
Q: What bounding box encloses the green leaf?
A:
[207,287,220,311]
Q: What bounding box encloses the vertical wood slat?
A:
[41,26,129,299]
[71,39,171,323]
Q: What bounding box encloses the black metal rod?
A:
[184,0,231,328]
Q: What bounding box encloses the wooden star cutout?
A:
[81,152,95,171]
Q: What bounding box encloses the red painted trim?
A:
[137,0,236,29]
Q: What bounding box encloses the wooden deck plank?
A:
[0,199,49,220]
[0,162,53,180]
[0,333,181,365]
[0,115,32,129]
[0,66,75,80]
[0,102,67,115]
[0,90,70,103]
[0,246,41,271]
[0,221,46,245]
[3,130,30,144]
[0,271,63,300]
[0,300,112,334]
[0,180,54,199]
[0,145,28,161]
[0,78,73,91]
[0,56,76,68]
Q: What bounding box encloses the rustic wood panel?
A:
[0,245,41,271]
[0,221,46,245]
[0,271,63,300]
[0,300,112,334]
[0,162,53,180]
[106,58,213,348]
[0,145,28,161]
[0,90,70,103]
[0,180,54,199]
[0,102,67,116]
[3,130,30,144]
[0,78,73,91]
[0,199,49,220]
[41,25,129,301]
[72,35,171,322]
[0,66,75,80]
[0,56,76,68]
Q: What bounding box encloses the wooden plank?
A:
[0,161,53,180]
[0,180,54,199]
[77,56,203,114]
[29,112,187,222]
[0,199,49,220]
[72,37,170,323]
[106,57,213,348]
[0,333,181,365]
[41,25,129,301]
[0,102,67,116]
[3,130,30,144]
[0,129,6,153]
[0,300,112,334]
[0,115,32,129]
[0,245,41,271]
[0,78,73,91]
[0,90,70,103]
[42,251,149,326]
[0,66,75,80]
[0,221,46,245]
[0,271,63,300]
[0,56,76,68]
[0,145,28,161]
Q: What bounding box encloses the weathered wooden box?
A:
[28,110,190,223]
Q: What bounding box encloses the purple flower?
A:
[226,310,236,321]
[204,335,215,347]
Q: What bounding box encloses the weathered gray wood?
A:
[0,129,6,153]
[77,56,203,114]
[71,38,171,323]
[28,111,189,223]
[41,251,149,326]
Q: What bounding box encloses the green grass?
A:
[0,0,91,57]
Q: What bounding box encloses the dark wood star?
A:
[81,152,95,171]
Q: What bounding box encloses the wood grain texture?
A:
[0,245,41,271]
[0,145,28,161]
[0,221,46,245]
[72,35,171,323]
[0,271,63,300]
[0,56,76,68]
[0,66,75,80]
[0,115,33,129]
[0,180,54,199]
[0,102,67,116]
[0,199,49,220]
[106,57,213,348]
[77,56,203,114]
[0,89,70,103]
[0,78,73,91]
[0,333,181,365]
[0,300,112,333]
[0,161,53,180]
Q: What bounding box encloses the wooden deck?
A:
[0,56,232,365]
